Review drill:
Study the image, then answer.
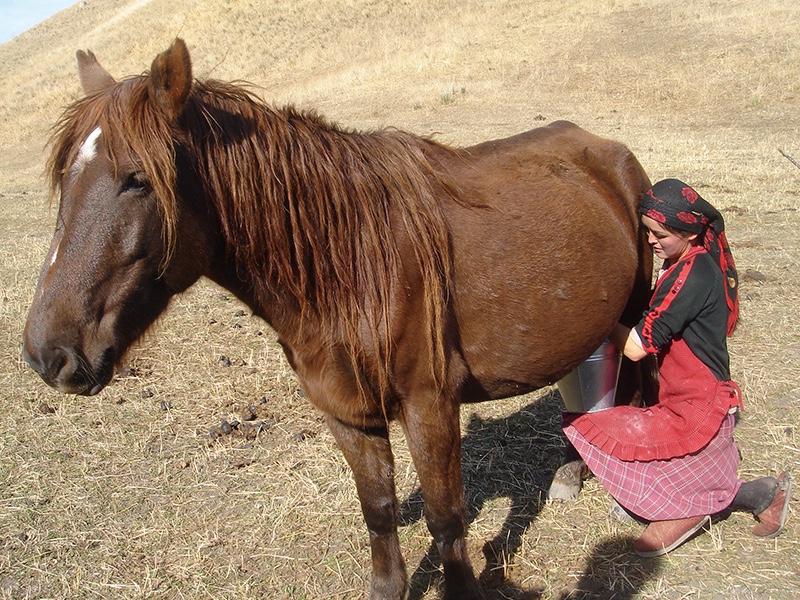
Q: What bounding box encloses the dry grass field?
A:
[1,0,799,598]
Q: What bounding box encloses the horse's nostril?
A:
[48,347,69,378]
[24,342,114,396]
[23,343,76,387]
[38,346,76,387]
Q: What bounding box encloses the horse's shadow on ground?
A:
[399,390,660,599]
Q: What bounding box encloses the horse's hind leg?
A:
[325,415,407,600]
[548,355,655,502]
[399,398,483,600]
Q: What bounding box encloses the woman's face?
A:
[641,215,698,262]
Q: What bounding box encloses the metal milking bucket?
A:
[557,340,622,413]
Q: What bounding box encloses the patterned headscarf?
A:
[640,179,739,335]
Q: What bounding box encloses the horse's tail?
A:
[616,353,660,407]
[580,134,660,407]
[619,208,661,407]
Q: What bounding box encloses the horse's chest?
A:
[281,341,390,426]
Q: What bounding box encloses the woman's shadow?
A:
[399,390,660,599]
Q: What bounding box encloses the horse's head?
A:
[23,40,213,395]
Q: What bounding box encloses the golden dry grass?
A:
[1,0,799,598]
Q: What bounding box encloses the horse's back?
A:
[432,122,650,399]
[453,120,646,208]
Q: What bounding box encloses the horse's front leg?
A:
[399,397,483,600]
[325,415,407,600]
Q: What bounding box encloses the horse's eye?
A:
[120,173,149,195]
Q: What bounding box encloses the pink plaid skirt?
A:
[565,413,741,520]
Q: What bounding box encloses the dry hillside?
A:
[1,1,799,599]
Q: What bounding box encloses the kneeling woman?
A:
[563,179,792,557]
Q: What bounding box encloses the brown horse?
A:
[23,39,655,600]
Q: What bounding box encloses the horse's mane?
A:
[48,76,181,260]
[48,76,460,401]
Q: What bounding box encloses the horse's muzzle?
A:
[22,343,114,396]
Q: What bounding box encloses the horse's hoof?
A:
[609,500,647,524]
[548,459,589,501]
[547,479,581,501]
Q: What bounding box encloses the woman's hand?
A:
[610,322,648,362]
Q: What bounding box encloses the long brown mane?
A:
[48,76,460,398]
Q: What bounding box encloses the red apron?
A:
[562,337,742,462]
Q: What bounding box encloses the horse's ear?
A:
[77,49,116,95]
[149,38,193,121]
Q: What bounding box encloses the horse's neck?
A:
[206,260,312,346]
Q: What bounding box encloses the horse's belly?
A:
[448,202,637,397]
[455,287,624,397]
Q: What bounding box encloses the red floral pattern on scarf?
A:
[682,187,698,203]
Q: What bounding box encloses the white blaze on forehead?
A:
[71,126,102,174]
[48,240,60,268]
[37,232,64,302]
